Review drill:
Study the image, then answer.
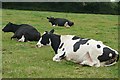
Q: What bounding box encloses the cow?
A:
[2,22,41,42]
[36,29,119,67]
[47,17,74,27]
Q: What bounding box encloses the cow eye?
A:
[97,44,101,48]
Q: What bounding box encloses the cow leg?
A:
[53,54,61,62]
[94,60,100,67]
[80,60,94,66]
[64,22,70,28]
[88,51,101,67]
[18,35,25,42]
[52,25,56,26]
[51,23,56,26]
[53,52,65,62]
[24,35,28,42]
[80,52,95,67]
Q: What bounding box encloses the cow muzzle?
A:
[2,29,5,32]
[104,54,119,66]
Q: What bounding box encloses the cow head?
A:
[2,22,13,32]
[36,29,54,47]
[68,21,74,26]
[47,17,55,22]
[81,39,119,67]
[98,47,119,66]
[88,39,119,66]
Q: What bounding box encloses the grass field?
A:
[2,9,119,78]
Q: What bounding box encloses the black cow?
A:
[2,22,41,42]
[36,29,119,67]
[47,17,74,27]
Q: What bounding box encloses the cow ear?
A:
[49,29,54,34]
[9,22,13,24]
[47,17,49,19]
[45,31,48,34]
[43,31,48,35]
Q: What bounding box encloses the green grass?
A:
[0,8,2,78]
[2,9,119,78]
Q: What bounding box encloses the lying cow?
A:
[36,29,119,67]
[2,22,41,42]
[47,17,74,27]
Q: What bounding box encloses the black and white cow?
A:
[2,22,41,42]
[36,29,119,67]
[47,17,74,27]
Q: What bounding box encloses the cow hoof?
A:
[94,64,100,67]
[65,26,70,28]
[53,57,61,62]
[52,25,56,26]
[36,44,43,48]
[53,59,61,62]
[18,40,24,42]
[80,61,94,67]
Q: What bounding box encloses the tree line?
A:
[3,2,119,15]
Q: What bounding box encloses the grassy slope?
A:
[0,8,2,78]
[2,9,119,78]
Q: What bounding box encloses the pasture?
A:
[2,9,119,78]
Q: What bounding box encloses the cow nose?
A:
[2,29,4,31]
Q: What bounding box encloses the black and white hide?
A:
[2,22,41,42]
[36,29,119,67]
[47,17,74,27]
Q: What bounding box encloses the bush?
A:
[2,2,119,15]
